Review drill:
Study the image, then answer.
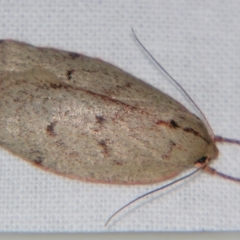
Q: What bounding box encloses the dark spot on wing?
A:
[98,139,109,155]
[82,68,98,73]
[69,52,80,59]
[170,140,176,146]
[113,160,123,166]
[125,82,131,87]
[156,119,179,129]
[96,115,106,124]
[50,83,64,89]
[33,156,44,165]
[46,121,57,137]
[183,127,199,136]
[170,120,180,128]
[66,69,75,80]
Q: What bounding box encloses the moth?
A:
[0,39,239,188]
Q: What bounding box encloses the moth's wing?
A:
[0,40,217,184]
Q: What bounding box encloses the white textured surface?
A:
[0,0,240,232]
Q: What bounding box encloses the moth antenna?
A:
[204,165,240,183]
[105,168,202,227]
[131,28,214,138]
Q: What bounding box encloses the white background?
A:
[0,0,240,235]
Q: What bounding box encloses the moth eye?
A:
[195,156,208,164]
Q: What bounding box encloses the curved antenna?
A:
[105,168,201,226]
[131,28,214,138]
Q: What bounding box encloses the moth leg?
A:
[204,165,240,183]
